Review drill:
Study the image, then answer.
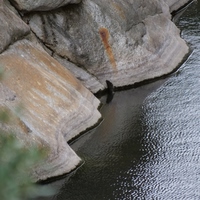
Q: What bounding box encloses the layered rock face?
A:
[0,0,191,180]
[0,38,101,180]
[27,0,189,92]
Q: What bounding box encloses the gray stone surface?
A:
[0,0,30,53]
[9,0,82,12]
[28,0,189,91]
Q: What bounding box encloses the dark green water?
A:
[37,1,200,199]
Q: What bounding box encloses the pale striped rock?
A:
[0,39,101,181]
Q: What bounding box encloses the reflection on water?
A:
[45,80,165,200]
[38,1,200,200]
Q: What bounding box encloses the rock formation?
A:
[26,0,190,92]
[0,0,191,180]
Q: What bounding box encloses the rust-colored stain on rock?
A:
[99,27,117,70]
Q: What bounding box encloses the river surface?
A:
[37,1,200,199]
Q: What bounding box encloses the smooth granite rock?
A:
[0,0,30,53]
[9,0,82,12]
[28,0,189,91]
[0,39,101,180]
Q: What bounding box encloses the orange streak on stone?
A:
[99,27,117,70]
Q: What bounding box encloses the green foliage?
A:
[0,67,4,80]
[0,134,42,200]
[0,118,54,200]
[0,110,10,123]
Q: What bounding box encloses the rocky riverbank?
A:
[0,0,190,181]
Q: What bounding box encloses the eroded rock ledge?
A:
[0,39,101,180]
[26,0,190,93]
[0,0,191,181]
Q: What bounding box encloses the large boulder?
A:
[27,0,189,92]
[9,0,82,12]
[0,39,101,180]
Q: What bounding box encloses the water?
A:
[38,1,200,199]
